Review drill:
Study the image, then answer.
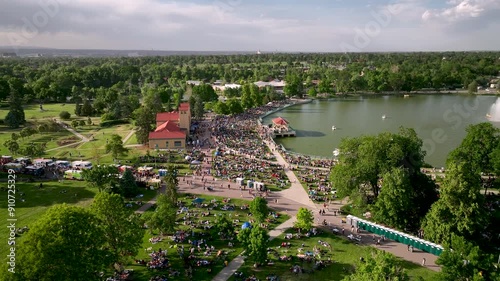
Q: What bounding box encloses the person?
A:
[407,244,411,251]
[422,258,426,266]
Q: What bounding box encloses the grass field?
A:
[126,193,290,281]
[230,228,438,281]
[0,178,157,256]
[0,103,77,120]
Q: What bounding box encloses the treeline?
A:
[1,52,499,103]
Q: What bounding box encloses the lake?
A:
[263,95,500,168]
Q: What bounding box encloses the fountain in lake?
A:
[488,98,500,122]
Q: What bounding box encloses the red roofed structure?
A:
[272,117,289,126]
[148,103,191,149]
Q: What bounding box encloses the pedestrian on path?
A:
[422,258,426,266]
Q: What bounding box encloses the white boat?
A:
[333,149,340,157]
[332,126,336,130]
[382,115,386,119]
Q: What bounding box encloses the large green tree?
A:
[330,128,429,217]
[237,226,269,265]
[144,194,177,234]
[4,85,26,129]
[421,162,485,245]
[90,192,144,266]
[294,207,314,232]
[164,165,179,203]
[436,234,496,281]
[249,197,269,223]
[105,134,129,159]
[133,106,155,144]
[343,251,409,281]
[119,169,140,198]
[448,123,499,175]
[6,205,112,281]
[81,165,119,192]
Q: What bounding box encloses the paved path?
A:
[123,129,136,144]
[135,184,165,214]
[55,119,90,142]
[45,140,84,152]
[212,217,297,281]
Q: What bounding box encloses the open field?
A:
[0,178,157,255]
[0,103,76,120]
[230,228,438,281]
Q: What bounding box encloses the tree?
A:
[75,103,82,116]
[247,226,270,265]
[448,123,499,175]
[307,87,317,97]
[87,117,92,126]
[468,81,478,94]
[90,192,144,266]
[81,99,93,116]
[59,111,71,120]
[71,119,79,128]
[164,165,179,204]
[237,226,269,265]
[78,119,86,127]
[284,72,304,98]
[294,207,314,231]
[194,96,204,119]
[3,139,19,155]
[10,133,19,141]
[343,250,409,281]
[330,128,426,210]
[421,162,485,245]
[249,197,269,223]
[436,234,496,281]
[213,214,235,240]
[192,84,218,102]
[372,168,413,230]
[133,106,155,144]
[4,90,26,129]
[20,143,45,158]
[145,194,177,234]
[119,169,140,198]
[227,99,244,115]
[9,204,112,281]
[81,165,119,192]
[105,134,128,159]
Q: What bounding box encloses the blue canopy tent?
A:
[192,198,205,204]
[242,222,252,229]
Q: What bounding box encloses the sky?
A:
[0,0,499,52]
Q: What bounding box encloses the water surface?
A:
[263,95,499,167]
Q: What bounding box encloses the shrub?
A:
[59,111,71,120]
[100,113,116,123]
[100,119,130,127]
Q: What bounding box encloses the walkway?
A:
[122,129,136,144]
[45,140,84,152]
[55,119,90,142]
[212,217,297,281]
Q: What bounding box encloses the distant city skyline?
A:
[0,0,499,52]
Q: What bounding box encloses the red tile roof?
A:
[272,117,289,126]
[156,112,179,122]
[179,102,190,110]
[149,130,185,139]
[154,121,179,132]
[149,121,186,139]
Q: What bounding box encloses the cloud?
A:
[0,0,498,51]
[422,0,500,22]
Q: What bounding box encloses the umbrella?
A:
[241,222,252,229]
[191,160,201,165]
[192,198,205,204]
[185,156,192,160]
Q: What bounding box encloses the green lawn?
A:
[127,193,290,281]
[0,180,98,255]
[0,178,157,256]
[230,228,438,281]
[0,103,76,120]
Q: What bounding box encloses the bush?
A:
[100,113,116,123]
[100,119,130,127]
[59,111,71,120]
